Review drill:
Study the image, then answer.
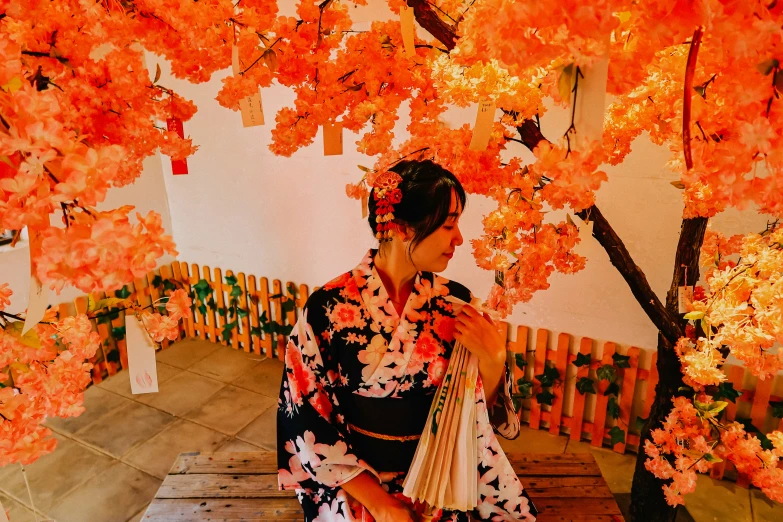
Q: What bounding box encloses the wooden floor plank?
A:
[524,476,615,498]
[157,474,295,499]
[169,452,278,475]
[145,498,303,521]
[530,497,623,516]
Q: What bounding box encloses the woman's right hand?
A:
[367,494,418,522]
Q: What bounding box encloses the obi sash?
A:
[340,392,433,473]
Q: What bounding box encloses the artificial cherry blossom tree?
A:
[1,1,782,521]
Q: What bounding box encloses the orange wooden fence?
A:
[58,261,782,486]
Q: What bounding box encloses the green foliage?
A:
[514,353,527,371]
[576,377,596,395]
[770,400,783,419]
[612,353,631,369]
[713,382,742,403]
[516,379,534,399]
[607,396,621,419]
[597,364,617,383]
[536,389,555,406]
[535,365,560,388]
[573,352,591,368]
[608,426,626,446]
[604,382,620,397]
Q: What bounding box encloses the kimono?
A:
[277,250,537,522]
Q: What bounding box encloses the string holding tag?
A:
[678,264,694,314]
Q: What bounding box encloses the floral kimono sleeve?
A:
[487,363,521,440]
[277,291,379,492]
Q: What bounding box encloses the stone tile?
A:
[236,406,277,450]
[677,474,752,522]
[135,371,224,416]
[586,446,637,494]
[123,419,228,479]
[498,425,568,455]
[0,492,41,522]
[127,505,149,522]
[45,385,130,434]
[184,385,275,435]
[0,433,113,513]
[750,487,782,522]
[74,401,175,458]
[189,346,261,383]
[232,358,284,398]
[97,362,181,398]
[154,338,222,369]
[48,461,160,522]
[216,438,264,453]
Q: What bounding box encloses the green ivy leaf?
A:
[597,364,617,383]
[576,377,596,395]
[198,304,207,316]
[514,353,527,371]
[225,275,238,286]
[157,306,166,315]
[714,382,742,403]
[250,326,263,337]
[636,415,648,431]
[609,426,626,446]
[607,397,621,419]
[281,298,296,313]
[511,395,522,411]
[287,282,298,299]
[237,308,249,319]
[281,325,294,336]
[221,321,237,341]
[604,382,620,397]
[230,285,242,298]
[163,280,177,292]
[693,85,707,99]
[573,352,591,368]
[770,400,783,419]
[194,279,211,302]
[207,297,217,311]
[535,365,560,388]
[536,389,555,406]
[114,286,132,299]
[516,379,534,399]
[151,275,163,288]
[612,353,631,369]
[112,326,126,341]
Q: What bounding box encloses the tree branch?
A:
[407,0,457,51]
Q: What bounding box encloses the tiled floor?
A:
[0,338,778,521]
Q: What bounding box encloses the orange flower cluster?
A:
[645,396,783,506]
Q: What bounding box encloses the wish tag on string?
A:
[678,286,694,314]
[166,117,189,175]
[323,122,343,156]
[23,227,48,335]
[125,315,159,395]
[361,191,369,219]
[231,45,265,127]
[469,99,495,151]
[400,6,416,59]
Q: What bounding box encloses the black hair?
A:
[368,159,467,256]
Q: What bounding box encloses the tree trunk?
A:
[629,216,708,522]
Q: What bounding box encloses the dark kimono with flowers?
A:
[277,250,536,521]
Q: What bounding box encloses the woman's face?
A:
[409,189,464,272]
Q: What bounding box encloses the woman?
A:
[277,160,536,521]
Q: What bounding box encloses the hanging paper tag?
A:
[0,500,9,522]
[678,286,694,314]
[166,118,189,175]
[23,227,48,335]
[469,99,496,151]
[361,191,369,219]
[125,315,159,394]
[573,218,595,257]
[323,123,343,156]
[400,6,416,59]
[232,45,265,127]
